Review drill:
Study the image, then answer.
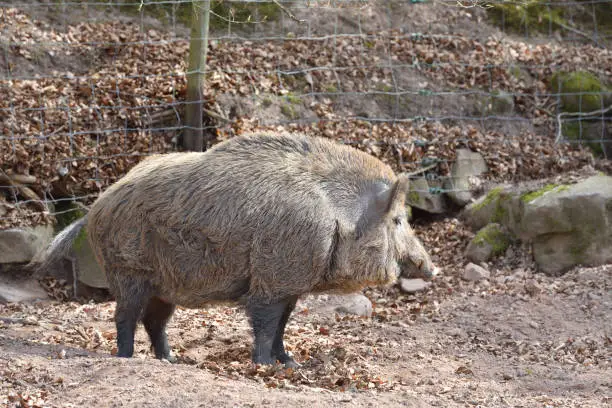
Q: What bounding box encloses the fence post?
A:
[184,0,211,152]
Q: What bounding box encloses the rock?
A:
[333,293,373,317]
[32,224,109,292]
[406,177,446,214]
[400,278,431,293]
[0,225,53,264]
[550,71,607,113]
[304,293,373,318]
[72,226,108,288]
[444,149,488,207]
[463,176,612,274]
[462,263,490,282]
[520,175,612,274]
[461,185,510,231]
[549,71,611,157]
[465,223,511,263]
[561,119,612,158]
[0,277,48,303]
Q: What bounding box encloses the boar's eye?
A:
[393,216,402,226]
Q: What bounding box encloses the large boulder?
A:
[444,148,488,207]
[0,225,53,264]
[520,175,612,274]
[550,71,612,158]
[0,276,48,303]
[462,175,612,275]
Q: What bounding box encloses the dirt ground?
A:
[1,264,610,407]
[1,2,611,407]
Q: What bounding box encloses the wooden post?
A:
[184,0,210,151]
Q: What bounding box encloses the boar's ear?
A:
[356,175,410,237]
[381,174,410,214]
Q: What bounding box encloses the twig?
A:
[272,0,306,24]
[401,162,439,178]
[555,104,612,143]
[554,21,598,46]
[204,108,231,123]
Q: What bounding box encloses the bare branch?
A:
[272,0,306,24]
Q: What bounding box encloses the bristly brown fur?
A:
[84,132,435,307]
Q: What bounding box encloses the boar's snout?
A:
[400,256,440,281]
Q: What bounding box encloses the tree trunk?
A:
[183,0,210,152]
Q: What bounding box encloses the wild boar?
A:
[37,132,438,367]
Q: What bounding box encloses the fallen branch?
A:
[0,170,46,211]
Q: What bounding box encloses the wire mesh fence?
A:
[0,0,610,228]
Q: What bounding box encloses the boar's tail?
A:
[29,215,88,279]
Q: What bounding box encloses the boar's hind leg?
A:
[113,277,153,358]
[247,295,298,367]
[142,297,176,362]
[271,295,299,368]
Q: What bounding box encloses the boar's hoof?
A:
[282,358,301,369]
[161,354,177,363]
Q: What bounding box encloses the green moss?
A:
[521,184,569,203]
[72,225,88,252]
[378,84,394,93]
[405,205,413,221]
[261,97,273,107]
[488,0,566,34]
[561,121,605,156]
[285,93,301,105]
[492,194,512,224]
[473,187,503,212]
[407,190,420,204]
[550,71,605,113]
[364,40,375,49]
[280,103,298,119]
[473,224,510,256]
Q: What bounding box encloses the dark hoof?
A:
[161,354,177,363]
[283,358,301,369]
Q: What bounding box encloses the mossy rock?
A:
[462,186,514,231]
[561,119,611,158]
[521,183,569,204]
[488,0,566,33]
[550,71,607,113]
[465,223,511,263]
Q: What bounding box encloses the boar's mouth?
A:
[400,258,439,281]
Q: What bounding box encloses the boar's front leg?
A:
[247,295,299,368]
[271,295,299,368]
